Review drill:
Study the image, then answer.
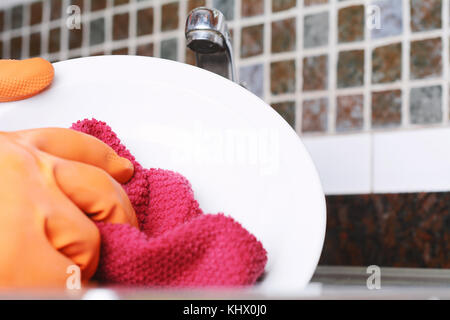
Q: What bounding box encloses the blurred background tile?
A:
[371,0,403,39]
[271,18,296,53]
[114,0,129,6]
[337,50,364,88]
[30,1,43,26]
[0,10,4,33]
[29,32,41,57]
[410,86,442,124]
[11,5,23,29]
[241,0,264,17]
[372,43,402,84]
[410,38,442,80]
[372,90,402,128]
[410,0,442,32]
[10,36,22,59]
[336,95,364,132]
[48,27,61,53]
[90,18,105,46]
[213,0,234,20]
[240,64,264,98]
[304,0,328,6]
[91,0,107,12]
[161,38,178,61]
[272,0,296,12]
[137,7,154,36]
[137,43,154,57]
[69,29,83,50]
[50,0,62,20]
[188,0,206,12]
[302,98,328,133]
[113,13,129,40]
[304,12,329,49]
[338,5,364,43]
[270,60,296,95]
[241,24,264,58]
[112,47,129,55]
[272,101,296,129]
[303,55,328,91]
[161,2,179,32]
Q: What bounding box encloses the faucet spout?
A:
[185,7,237,83]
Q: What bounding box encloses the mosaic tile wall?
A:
[1,0,449,136]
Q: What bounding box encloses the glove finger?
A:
[54,158,139,228]
[8,128,134,183]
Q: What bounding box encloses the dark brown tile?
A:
[242,0,264,17]
[410,38,442,80]
[114,0,129,6]
[10,36,22,59]
[411,0,442,32]
[272,101,296,129]
[161,2,179,32]
[0,41,3,59]
[337,50,364,88]
[30,1,43,26]
[29,32,41,57]
[338,5,365,43]
[69,29,82,49]
[321,192,450,268]
[272,0,296,12]
[188,0,206,12]
[240,24,264,58]
[372,90,402,128]
[137,43,154,57]
[270,60,296,95]
[0,11,4,33]
[185,47,196,65]
[303,55,328,91]
[50,0,62,21]
[372,43,402,84]
[90,51,105,56]
[48,27,61,53]
[112,47,129,55]
[137,7,154,36]
[70,0,84,13]
[91,0,107,11]
[302,98,328,133]
[271,18,296,53]
[336,95,364,132]
[113,13,129,40]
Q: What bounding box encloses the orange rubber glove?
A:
[0,128,139,288]
[0,58,54,102]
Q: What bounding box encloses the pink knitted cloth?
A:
[71,119,267,287]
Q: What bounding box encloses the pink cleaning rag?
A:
[71,119,267,287]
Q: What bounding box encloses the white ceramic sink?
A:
[0,56,326,295]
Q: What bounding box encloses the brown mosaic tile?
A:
[137,43,154,57]
[302,98,328,133]
[270,60,296,95]
[112,47,129,55]
[69,29,82,50]
[272,0,296,12]
[188,0,206,12]
[90,51,105,56]
[338,5,364,43]
[70,0,84,13]
[411,0,442,32]
[113,13,129,40]
[30,1,43,26]
[10,36,22,59]
[272,101,296,129]
[50,0,62,21]
[271,18,296,53]
[185,48,196,65]
[320,192,450,268]
[371,90,402,128]
[29,32,41,57]
[304,0,328,6]
[137,7,154,36]
[336,95,364,132]
[410,38,442,80]
[303,55,328,91]
[0,41,3,59]
[372,43,402,84]
[240,24,264,58]
[0,11,4,33]
[161,2,179,32]
[48,27,61,53]
[337,50,364,88]
[242,0,264,17]
[91,0,107,11]
[114,0,129,6]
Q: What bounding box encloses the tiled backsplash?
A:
[1,0,449,137]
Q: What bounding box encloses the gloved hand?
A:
[0,58,54,102]
[0,128,138,288]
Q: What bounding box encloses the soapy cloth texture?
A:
[71,119,267,287]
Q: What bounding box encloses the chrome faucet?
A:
[185,7,238,83]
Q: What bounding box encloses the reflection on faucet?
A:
[185,7,238,83]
